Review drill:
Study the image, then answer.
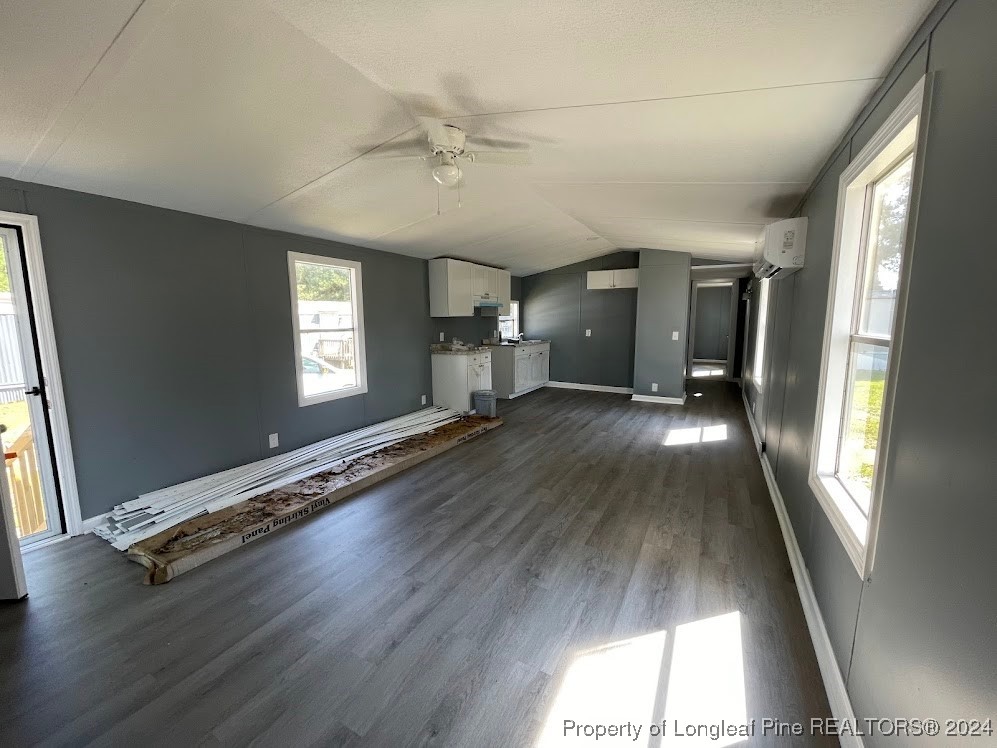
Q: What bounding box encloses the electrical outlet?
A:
[268,433,279,449]
[671,331,679,341]
[421,394,427,405]
[439,332,445,342]
[585,329,592,337]
[651,383,658,392]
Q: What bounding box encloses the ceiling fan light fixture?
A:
[432,162,461,187]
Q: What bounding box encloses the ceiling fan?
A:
[376,117,532,188]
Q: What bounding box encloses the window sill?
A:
[298,384,368,408]
[808,472,869,578]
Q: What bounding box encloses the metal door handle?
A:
[25,386,41,396]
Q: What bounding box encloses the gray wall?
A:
[521,251,638,388]
[0,177,434,520]
[632,250,690,399]
[744,0,997,737]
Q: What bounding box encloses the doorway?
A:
[0,216,78,549]
[688,281,737,379]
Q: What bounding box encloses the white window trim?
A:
[500,300,520,338]
[288,252,368,407]
[752,278,770,388]
[809,76,928,578]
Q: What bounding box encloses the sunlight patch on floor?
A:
[537,612,747,747]
[663,424,727,446]
[663,611,747,746]
[538,631,668,747]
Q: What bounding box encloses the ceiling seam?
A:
[241,124,421,222]
[440,77,884,120]
[16,0,158,181]
[532,180,810,186]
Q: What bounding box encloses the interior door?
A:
[0,226,62,545]
[693,285,732,361]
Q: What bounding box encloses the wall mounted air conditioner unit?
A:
[753,217,807,279]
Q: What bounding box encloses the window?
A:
[288,252,367,405]
[499,300,520,339]
[810,77,924,577]
[752,279,770,387]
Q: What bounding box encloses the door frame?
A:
[0,211,82,542]
[687,280,736,377]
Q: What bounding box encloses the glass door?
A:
[0,226,62,544]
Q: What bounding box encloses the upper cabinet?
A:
[586,268,639,290]
[429,259,473,317]
[497,271,512,315]
[430,258,512,317]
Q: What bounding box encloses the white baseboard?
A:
[81,511,112,534]
[21,533,72,554]
[630,393,686,405]
[546,381,634,395]
[506,383,547,399]
[741,393,862,748]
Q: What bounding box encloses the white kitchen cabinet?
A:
[489,342,551,398]
[471,265,489,300]
[514,355,530,390]
[586,268,639,290]
[430,259,512,316]
[498,271,512,314]
[431,350,492,412]
[612,268,639,288]
[429,259,473,317]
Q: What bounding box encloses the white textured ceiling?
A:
[1,0,933,275]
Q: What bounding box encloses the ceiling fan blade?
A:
[464,151,532,166]
[365,153,431,161]
[465,135,531,151]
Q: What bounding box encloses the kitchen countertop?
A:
[484,340,551,347]
[430,344,491,355]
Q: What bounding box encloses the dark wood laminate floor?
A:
[0,382,831,747]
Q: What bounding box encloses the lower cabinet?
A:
[431,351,492,413]
[489,343,551,399]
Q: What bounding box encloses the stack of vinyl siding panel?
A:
[93,406,461,551]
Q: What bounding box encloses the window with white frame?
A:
[810,78,924,577]
[499,300,519,339]
[752,278,770,387]
[289,252,367,405]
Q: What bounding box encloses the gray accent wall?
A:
[632,250,690,399]
[744,0,997,737]
[521,252,638,388]
[0,177,433,520]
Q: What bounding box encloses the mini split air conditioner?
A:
[753,217,807,279]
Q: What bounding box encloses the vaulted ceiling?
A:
[1,0,933,275]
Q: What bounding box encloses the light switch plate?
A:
[421,395,427,405]
[439,332,445,342]
[671,331,679,341]
[651,383,658,392]
[585,329,591,337]
[268,433,279,449]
